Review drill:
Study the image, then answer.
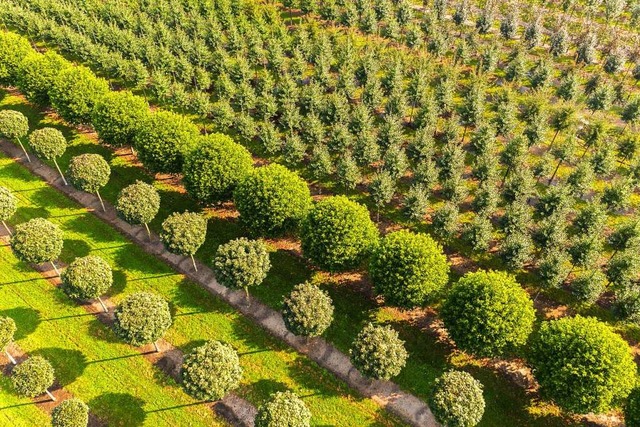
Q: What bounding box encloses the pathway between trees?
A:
[0,139,439,427]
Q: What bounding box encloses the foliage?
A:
[11,356,55,397]
[61,255,113,300]
[0,316,16,350]
[0,110,28,141]
[115,181,160,226]
[282,282,334,337]
[301,196,379,272]
[28,128,66,160]
[51,399,89,427]
[113,292,172,346]
[625,388,640,427]
[160,212,207,257]
[67,154,111,194]
[181,340,242,401]
[0,31,33,85]
[0,185,17,221]
[92,91,149,147]
[17,51,68,106]
[50,65,109,124]
[350,323,408,380]
[571,271,606,304]
[255,391,312,427]
[213,238,271,293]
[429,371,485,427]
[11,218,63,264]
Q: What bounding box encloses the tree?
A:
[0,185,17,236]
[622,97,640,131]
[113,292,172,352]
[431,202,459,243]
[608,221,640,259]
[28,128,68,184]
[0,110,30,161]
[0,316,16,364]
[160,212,207,271]
[181,340,242,401]
[602,180,632,212]
[255,391,312,427]
[549,107,576,151]
[51,399,89,427]
[213,238,271,301]
[571,270,606,304]
[133,110,200,174]
[50,65,109,124]
[529,316,636,414]
[429,371,485,427]
[61,256,112,312]
[549,27,568,57]
[115,181,160,237]
[282,282,334,338]
[12,356,55,400]
[369,171,396,221]
[625,388,640,427]
[499,232,533,271]
[441,270,535,357]
[183,134,253,205]
[234,164,311,236]
[301,196,378,272]
[92,91,149,148]
[0,32,33,86]
[67,154,111,211]
[403,184,430,221]
[538,249,571,290]
[370,230,449,308]
[463,215,493,253]
[308,144,333,183]
[11,218,64,276]
[17,51,68,106]
[350,323,408,380]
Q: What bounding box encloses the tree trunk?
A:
[548,129,560,152]
[96,190,106,212]
[548,160,562,185]
[52,158,68,185]
[153,341,160,353]
[5,349,16,365]
[501,166,511,187]
[97,296,108,313]
[50,261,60,277]
[144,223,151,239]
[45,389,56,401]
[190,254,198,272]
[245,287,251,307]
[130,146,136,156]
[16,138,31,162]
[2,220,11,236]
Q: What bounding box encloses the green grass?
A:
[0,376,50,426]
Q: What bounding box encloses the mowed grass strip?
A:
[0,153,402,427]
[0,376,50,426]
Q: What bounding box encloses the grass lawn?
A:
[0,376,50,426]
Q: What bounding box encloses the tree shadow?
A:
[0,307,41,340]
[87,317,120,344]
[30,347,87,387]
[63,214,115,246]
[60,239,92,260]
[238,379,289,405]
[113,245,163,276]
[172,279,217,315]
[89,392,146,427]
[109,269,127,296]
[15,205,50,221]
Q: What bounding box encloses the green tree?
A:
[0,110,30,162]
[429,371,485,427]
[160,212,207,271]
[28,128,68,184]
[571,270,606,304]
[255,391,312,427]
[50,65,109,124]
[61,255,112,312]
[17,51,68,106]
[181,340,242,401]
[92,91,149,148]
[0,185,17,236]
[51,399,89,427]
[350,323,408,380]
[11,218,63,276]
[213,238,271,301]
[115,181,160,238]
[67,154,111,211]
[538,249,571,290]
[499,231,533,271]
[12,356,55,400]
[403,184,430,221]
[282,282,334,338]
[0,32,33,86]
[463,215,493,253]
[0,316,17,364]
[369,171,396,221]
[625,388,640,427]
[113,292,172,352]
[431,202,459,242]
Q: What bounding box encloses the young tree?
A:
[0,32,34,86]
[115,181,160,238]
[17,51,68,106]
[625,388,640,427]
[11,356,56,401]
[335,153,362,191]
[621,97,640,131]
[28,128,67,184]
[538,249,571,290]
[181,340,242,401]
[463,215,493,253]
[282,282,334,338]
[557,71,580,102]
[499,231,533,271]
[255,391,312,427]
[529,316,636,414]
[549,107,576,151]
[113,292,172,352]
[429,371,485,427]
[234,164,311,236]
[50,65,109,125]
[92,91,149,148]
[0,110,30,161]
[602,180,633,212]
[0,185,17,236]
[301,196,379,272]
[51,399,89,427]
[67,154,111,212]
[11,218,64,276]
[369,171,396,221]
[61,255,112,313]
[431,202,460,243]
[403,184,430,221]
[160,212,207,271]
[571,270,607,304]
[213,238,271,301]
[308,144,333,184]
[0,316,17,364]
[549,26,569,57]
[350,323,408,380]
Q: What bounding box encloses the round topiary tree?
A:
[429,370,485,427]
[49,65,109,125]
[212,238,271,302]
[625,387,640,427]
[28,128,68,185]
[441,270,535,357]
[183,133,254,205]
[301,196,379,272]
[67,154,111,212]
[181,340,243,401]
[282,282,334,338]
[0,109,30,161]
[0,316,17,364]
[350,323,408,380]
[17,51,68,107]
[370,230,450,308]
[132,110,200,174]
[92,90,149,148]
[11,218,64,276]
[12,356,56,400]
[61,255,113,312]
[160,212,207,271]
[113,292,172,352]
[234,164,312,236]
[529,315,636,414]
[115,181,160,238]
[254,391,312,427]
[51,398,89,427]
[0,185,17,236]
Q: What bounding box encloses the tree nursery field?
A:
[1,0,640,426]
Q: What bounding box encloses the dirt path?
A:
[0,139,439,427]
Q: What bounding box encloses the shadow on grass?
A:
[89,392,146,427]
[31,347,87,387]
[87,317,120,345]
[0,307,40,340]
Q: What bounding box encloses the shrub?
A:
[282,282,334,337]
[67,154,111,209]
[113,292,172,347]
[0,185,17,223]
[92,91,149,147]
[28,128,67,165]
[350,323,408,380]
[0,316,16,350]
[429,371,485,427]
[254,391,312,427]
[183,134,253,204]
[181,340,242,401]
[115,181,160,235]
[61,255,112,302]
[213,238,271,297]
[571,271,606,304]
[50,65,109,124]
[625,388,640,427]
[441,270,535,357]
[529,315,636,413]
[51,399,89,427]
[133,110,200,174]
[11,356,55,397]
[17,51,68,106]
[0,32,33,85]
[0,110,30,161]
[370,230,449,308]
[11,218,63,265]
[160,212,207,269]
[301,196,379,272]
[234,164,311,236]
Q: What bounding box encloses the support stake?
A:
[97,296,108,313]
[52,159,68,186]
[45,389,56,402]
[51,261,60,277]
[190,254,198,272]
[5,349,16,365]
